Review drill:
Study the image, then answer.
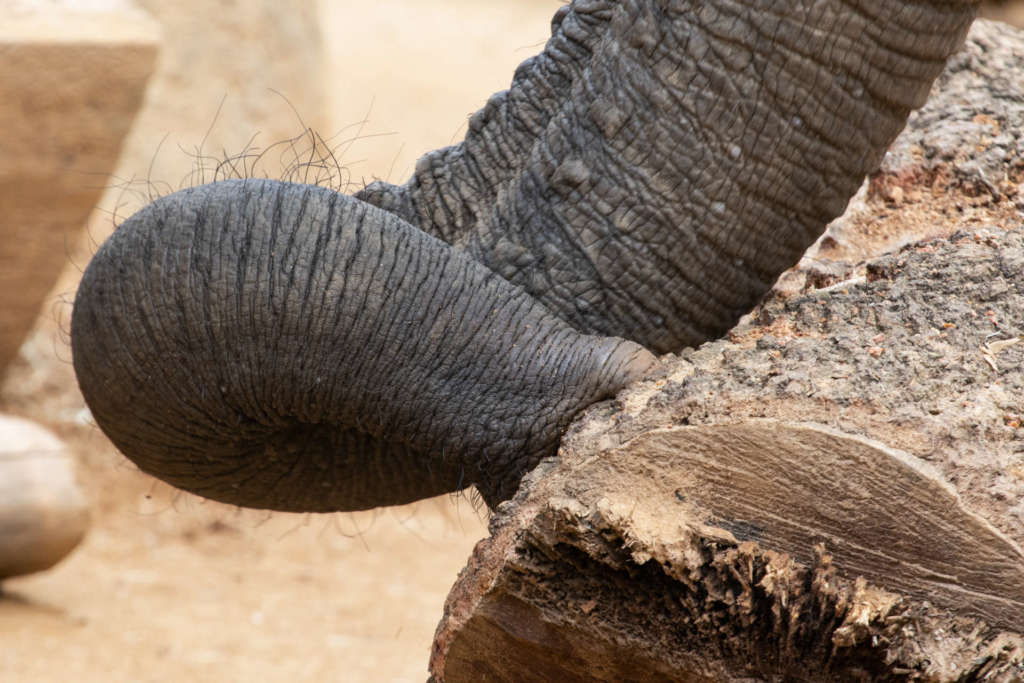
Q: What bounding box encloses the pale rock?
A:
[0,415,89,579]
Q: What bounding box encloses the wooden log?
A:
[430,21,1024,682]
[430,229,1024,683]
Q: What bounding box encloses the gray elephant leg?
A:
[71,179,652,511]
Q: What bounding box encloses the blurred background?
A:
[986,0,1024,26]
[0,1,1020,681]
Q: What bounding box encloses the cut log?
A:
[431,21,1024,682]
[612,422,1023,629]
[430,228,1024,683]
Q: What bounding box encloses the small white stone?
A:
[0,415,89,579]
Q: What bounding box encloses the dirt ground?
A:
[0,2,558,681]
[0,3,1020,683]
[984,1,1024,27]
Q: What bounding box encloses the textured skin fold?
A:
[363,0,977,352]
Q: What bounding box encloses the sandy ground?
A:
[0,2,558,681]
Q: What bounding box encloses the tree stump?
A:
[430,21,1024,683]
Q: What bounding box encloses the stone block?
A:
[0,1,159,376]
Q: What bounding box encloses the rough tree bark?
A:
[429,21,1024,683]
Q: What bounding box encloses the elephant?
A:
[71,0,980,513]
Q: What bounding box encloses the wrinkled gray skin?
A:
[72,0,978,512]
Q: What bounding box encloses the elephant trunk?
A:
[72,0,981,513]
[71,179,653,511]
[363,0,979,353]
